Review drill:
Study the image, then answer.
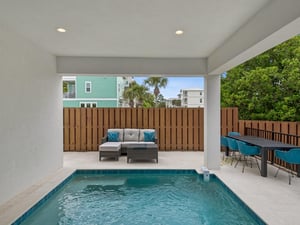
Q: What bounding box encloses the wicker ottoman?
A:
[99,142,121,161]
[126,144,158,163]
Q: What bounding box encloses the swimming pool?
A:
[13,170,265,225]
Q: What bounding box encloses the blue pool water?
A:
[14,170,265,225]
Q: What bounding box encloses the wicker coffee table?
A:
[126,143,158,163]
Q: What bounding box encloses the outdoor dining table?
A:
[227,135,298,177]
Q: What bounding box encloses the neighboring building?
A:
[179,88,204,108]
[63,76,132,108]
[117,76,133,107]
[165,98,181,108]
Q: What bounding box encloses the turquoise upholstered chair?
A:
[226,137,240,165]
[221,136,229,160]
[221,136,228,148]
[274,148,300,185]
[236,141,260,173]
[228,131,241,136]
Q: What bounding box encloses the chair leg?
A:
[242,160,246,173]
[255,157,260,172]
[231,152,235,165]
[288,164,292,185]
[234,157,239,168]
[275,163,293,185]
[274,167,280,177]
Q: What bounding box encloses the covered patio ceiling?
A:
[1,0,300,75]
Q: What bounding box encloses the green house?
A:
[63,76,131,108]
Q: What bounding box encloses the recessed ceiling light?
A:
[57,28,67,33]
[175,30,184,35]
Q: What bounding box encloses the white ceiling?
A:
[0,0,270,58]
[1,0,300,74]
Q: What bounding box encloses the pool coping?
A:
[10,169,266,225]
[0,168,75,225]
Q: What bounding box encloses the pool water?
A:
[16,170,265,225]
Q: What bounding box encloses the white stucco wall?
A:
[0,25,63,205]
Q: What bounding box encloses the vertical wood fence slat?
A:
[92,108,98,150]
[98,108,104,143]
[154,108,161,147]
[63,108,70,151]
[182,108,188,150]
[69,108,75,150]
[177,109,183,150]
[137,108,143,128]
[188,109,194,150]
[199,108,204,150]
[80,108,86,151]
[159,108,166,150]
[75,108,81,151]
[165,109,171,150]
[193,109,199,150]
[171,109,177,150]
[86,108,92,151]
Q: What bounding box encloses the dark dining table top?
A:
[228,135,297,149]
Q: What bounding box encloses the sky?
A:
[134,77,204,99]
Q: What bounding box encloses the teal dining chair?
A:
[226,137,240,165]
[221,136,229,160]
[274,148,300,185]
[228,131,241,136]
[236,141,260,173]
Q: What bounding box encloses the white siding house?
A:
[180,89,204,108]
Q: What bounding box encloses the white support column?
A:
[204,74,220,170]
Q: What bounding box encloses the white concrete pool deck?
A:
[1,151,300,225]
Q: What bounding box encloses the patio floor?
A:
[1,151,300,225]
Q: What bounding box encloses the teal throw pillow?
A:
[144,131,155,142]
[108,131,119,142]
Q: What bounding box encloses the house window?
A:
[85,81,92,93]
[80,102,97,108]
[200,99,202,103]
[63,80,76,98]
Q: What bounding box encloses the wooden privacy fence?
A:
[63,107,238,151]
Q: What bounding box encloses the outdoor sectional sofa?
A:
[99,128,158,161]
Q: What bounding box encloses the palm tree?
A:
[144,77,168,106]
[122,81,149,107]
[142,93,155,108]
[133,84,149,107]
[123,82,138,107]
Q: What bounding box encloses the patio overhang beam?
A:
[56,56,207,76]
[207,0,300,75]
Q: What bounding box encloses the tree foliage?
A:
[144,77,168,107]
[123,77,169,108]
[122,81,157,108]
[221,35,300,121]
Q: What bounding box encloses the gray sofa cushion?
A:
[124,129,140,141]
[139,129,156,142]
[108,129,124,141]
